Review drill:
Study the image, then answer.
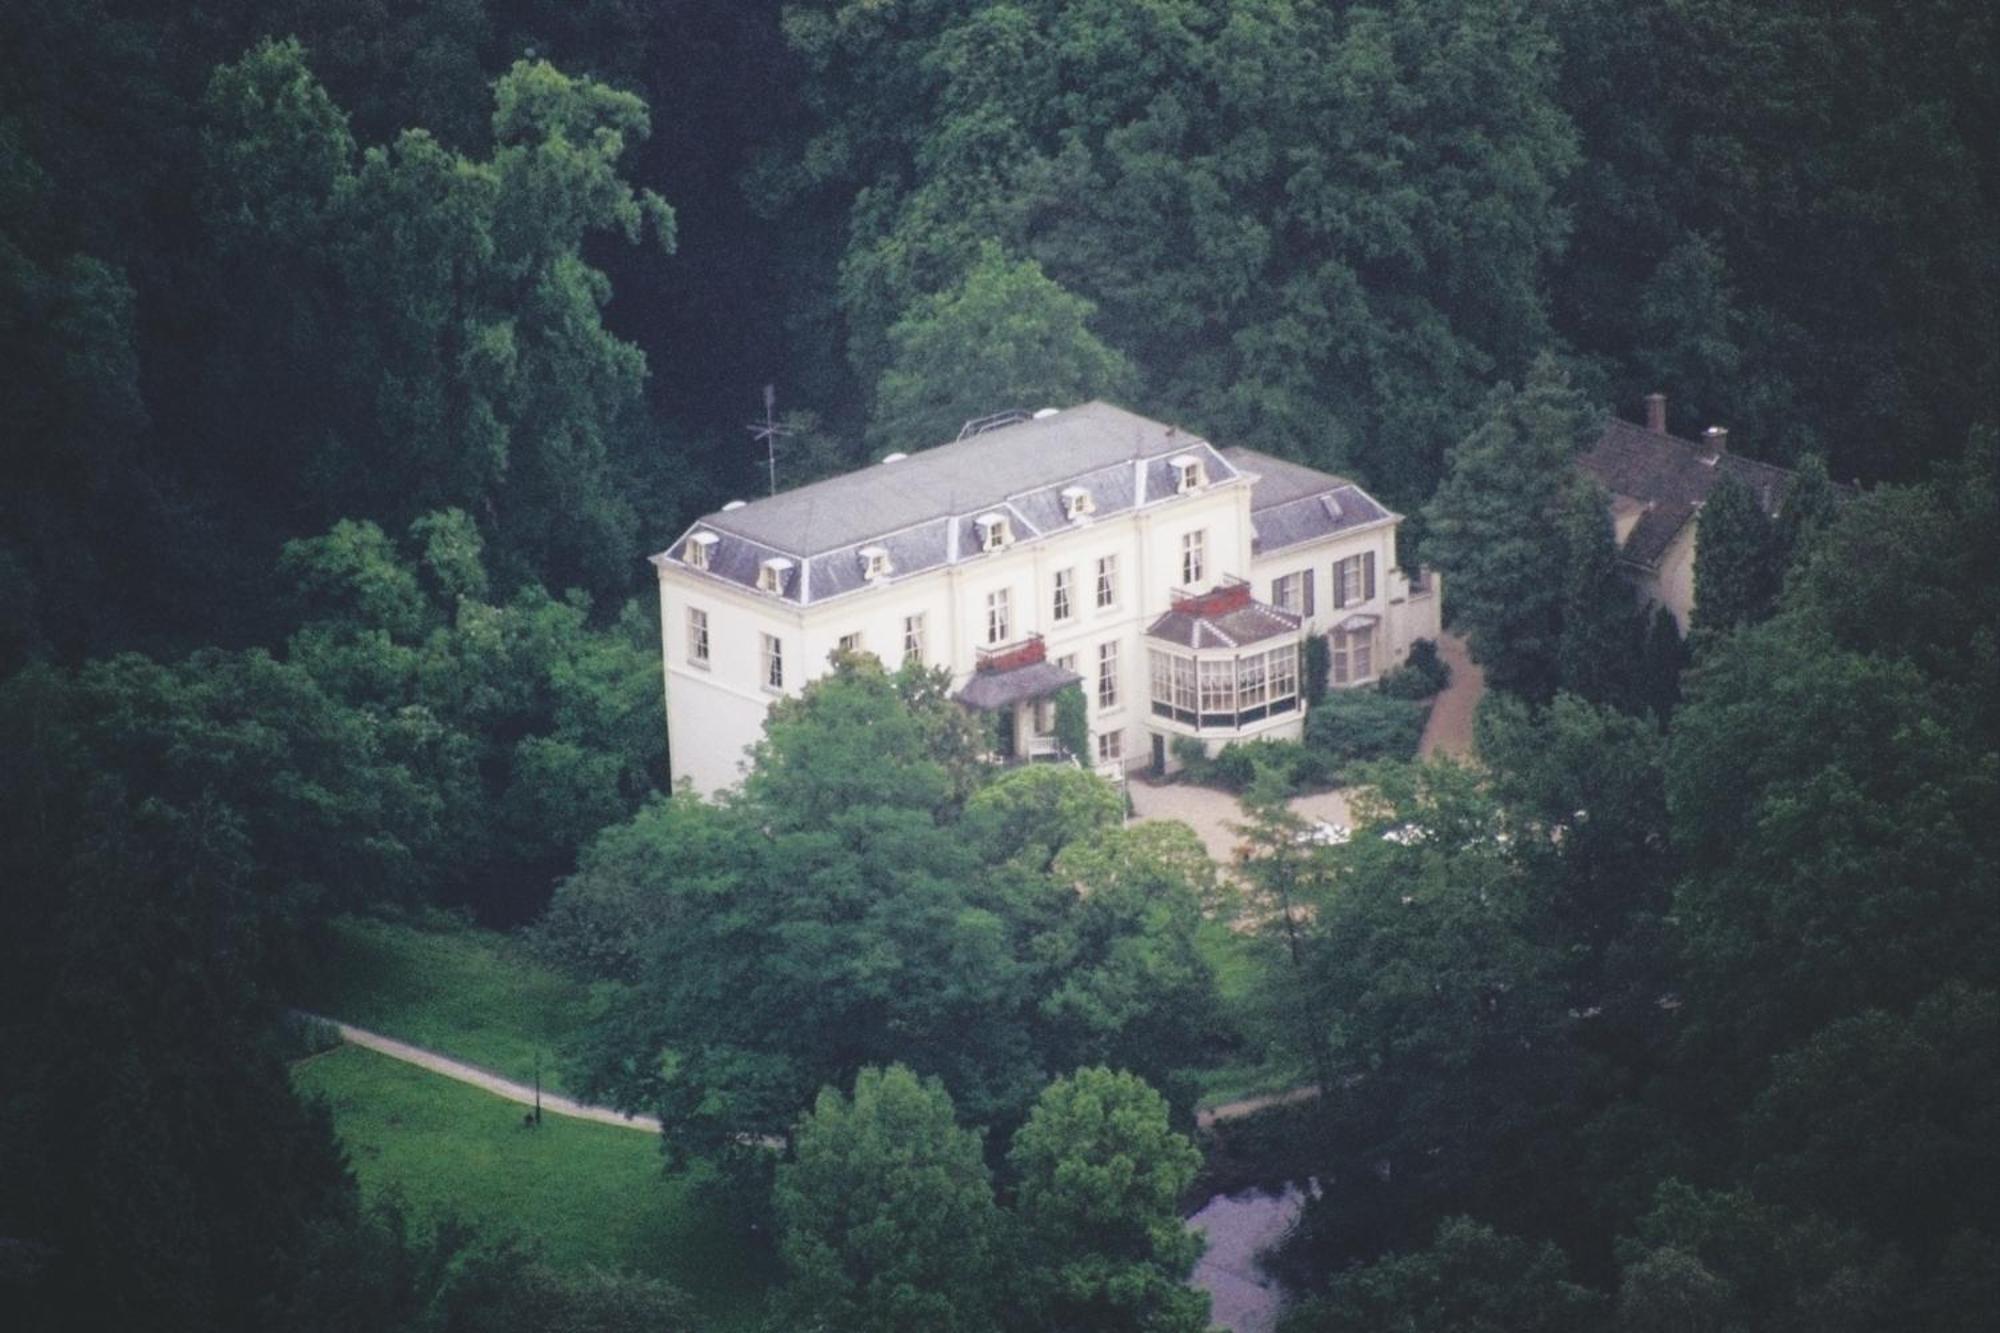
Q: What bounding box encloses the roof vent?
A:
[722,500,747,511]
[881,452,908,464]
[1033,407,1060,419]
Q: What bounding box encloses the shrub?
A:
[1053,683,1090,760]
[1304,635,1331,707]
[1173,737,1337,796]
[1304,689,1428,776]
[1378,638,1452,699]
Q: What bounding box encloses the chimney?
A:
[1703,426,1728,454]
[1645,393,1667,434]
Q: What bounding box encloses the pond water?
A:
[1185,1179,1319,1333]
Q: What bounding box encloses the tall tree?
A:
[869,243,1135,455]
[1008,1067,1209,1333]
[200,39,676,596]
[1555,475,1639,705]
[1424,353,1597,700]
[1689,470,1781,638]
[773,1065,1005,1333]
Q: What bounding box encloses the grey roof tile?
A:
[1580,417,1803,570]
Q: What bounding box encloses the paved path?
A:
[1417,631,1483,760]
[302,1013,662,1134]
[1196,1085,1319,1129]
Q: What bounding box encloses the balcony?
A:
[975,633,1048,674]
[1169,574,1253,618]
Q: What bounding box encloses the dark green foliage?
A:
[1281,1216,1601,1333]
[1009,1068,1209,1333]
[1052,682,1090,763]
[1423,354,1597,699]
[869,243,1135,454]
[198,41,674,598]
[1303,690,1429,775]
[1557,477,1641,705]
[1614,1182,1899,1333]
[1637,604,1689,722]
[279,512,665,922]
[1303,634,1331,706]
[773,1066,1004,1333]
[1376,637,1450,700]
[562,656,1219,1168]
[770,0,1579,502]
[1690,470,1782,638]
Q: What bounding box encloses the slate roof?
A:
[955,661,1083,710]
[1579,417,1799,570]
[653,402,1243,606]
[1147,600,1302,651]
[1219,447,1397,553]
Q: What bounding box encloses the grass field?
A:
[293,914,600,1091]
[1191,918,1307,1108]
[294,1044,771,1328]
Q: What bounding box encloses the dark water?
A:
[1185,1179,1318,1333]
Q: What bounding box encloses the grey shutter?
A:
[1303,569,1316,616]
[1333,560,1348,609]
[1363,552,1377,601]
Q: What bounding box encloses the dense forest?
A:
[1,2,1994,1330]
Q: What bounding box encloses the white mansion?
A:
[653,402,1440,796]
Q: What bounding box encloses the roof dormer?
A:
[757,557,794,595]
[974,512,1014,553]
[683,530,719,570]
[1061,485,1096,521]
[1171,454,1207,494]
[859,545,892,580]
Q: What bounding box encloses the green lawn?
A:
[295,1044,771,1328]
[293,914,600,1091]
[1191,918,1308,1109]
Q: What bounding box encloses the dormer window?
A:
[1061,485,1095,520]
[1171,454,1207,494]
[975,513,1013,553]
[757,557,794,595]
[860,545,892,580]
[683,530,719,570]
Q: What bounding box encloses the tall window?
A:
[986,588,1012,644]
[761,634,784,690]
[1097,730,1123,763]
[1053,567,1074,622]
[1272,571,1314,616]
[1332,624,1376,685]
[687,607,710,665]
[1098,640,1120,708]
[1181,530,1206,586]
[1332,552,1377,608]
[1096,555,1119,609]
[903,614,926,664]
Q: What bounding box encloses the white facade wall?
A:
[661,468,1440,794]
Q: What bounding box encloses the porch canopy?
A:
[955,633,1082,711]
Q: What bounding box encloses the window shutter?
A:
[1333,561,1347,609]
[1363,552,1376,601]
[1303,569,1316,616]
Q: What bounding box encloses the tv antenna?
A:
[746,384,797,496]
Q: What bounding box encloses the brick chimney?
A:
[1703,426,1728,454]
[1645,392,1667,434]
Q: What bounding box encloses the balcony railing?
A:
[975,633,1047,674]
[1169,574,1253,618]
